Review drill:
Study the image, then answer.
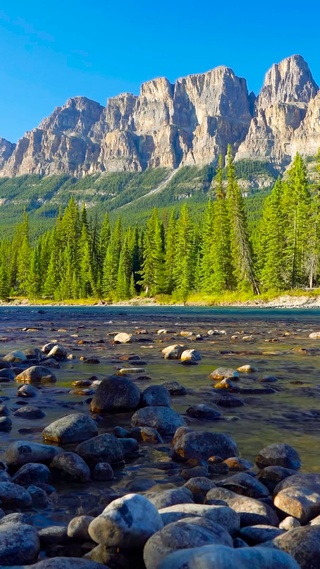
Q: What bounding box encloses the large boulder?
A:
[157,544,300,569]
[5,440,62,466]
[90,376,141,413]
[50,452,91,482]
[273,473,320,523]
[43,413,98,444]
[158,503,240,536]
[89,493,163,548]
[131,407,186,435]
[141,385,172,408]
[256,443,301,470]
[217,472,270,499]
[12,463,51,486]
[172,427,238,461]
[0,522,40,565]
[162,345,187,360]
[143,517,233,569]
[0,482,32,509]
[273,525,320,569]
[15,365,57,384]
[75,433,125,466]
[205,488,279,527]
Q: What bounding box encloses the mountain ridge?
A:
[1,54,319,178]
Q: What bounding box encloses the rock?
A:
[146,487,194,509]
[114,332,133,344]
[43,412,98,444]
[180,349,201,363]
[131,406,186,435]
[143,517,233,569]
[5,440,62,466]
[273,525,320,569]
[239,524,285,544]
[0,522,40,564]
[39,525,69,545]
[0,416,12,431]
[183,477,217,503]
[0,512,32,525]
[0,470,11,482]
[47,344,68,359]
[75,433,125,466]
[162,345,187,360]
[15,365,57,384]
[257,465,297,492]
[172,427,238,461]
[159,503,240,536]
[156,544,300,569]
[90,376,141,413]
[274,473,320,524]
[214,378,237,389]
[186,404,221,419]
[84,544,144,567]
[224,457,254,471]
[205,488,279,526]
[141,385,171,407]
[130,426,163,444]
[256,443,301,470]
[279,516,301,530]
[17,384,40,397]
[13,405,46,419]
[50,452,91,482]
[209,367,240,381]
[0,404,10,416]
[217,472,270,499]
[93,463,114,481]
[0,368,16,381]
[0,482,32,508]
[237,365,258,373]
[119,437,140,455]
[12,463,51,486]
[68,515,95,540]
[309,332,320,338]
[3,350,27,363]
[28,485,50,508]
[88,493,163,547]
[161,381,187,396]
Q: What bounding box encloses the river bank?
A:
[2,292,320,309]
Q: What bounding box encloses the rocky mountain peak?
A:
[258,54,318,108]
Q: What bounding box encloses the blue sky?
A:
[0,0,319,142]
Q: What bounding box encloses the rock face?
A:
[236,55,319,168]
[1,55,319,178]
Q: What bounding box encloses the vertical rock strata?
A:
[0,54,319,177]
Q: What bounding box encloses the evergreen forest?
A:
[0,147,319,303]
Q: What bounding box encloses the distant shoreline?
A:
[1,293,320,310]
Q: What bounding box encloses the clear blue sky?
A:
[0,0,319,143]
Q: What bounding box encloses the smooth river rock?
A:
[157,544,300,569]
[43,413,98,444]
[256,443,301,470]
[90,376,141,413]
[15,366,57,384]
[172,427,238,461]
[131,406,186,435]
[5,440,62,466]
[0,522,40,565]
[88,493,163,547]
[75,433,125,466]
[158,503,240,536]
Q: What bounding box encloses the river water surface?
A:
[1,306,320,525]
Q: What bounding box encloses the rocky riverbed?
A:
[1,306,320,568]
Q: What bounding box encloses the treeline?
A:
[0,146,319,301]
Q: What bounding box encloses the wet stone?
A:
[43,412,98,444]
[256,443,301,471]
[0,522,40,565]
[13,405,46,419]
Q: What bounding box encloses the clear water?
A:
[1,305,320,524]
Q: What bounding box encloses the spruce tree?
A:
[226,146,260,294]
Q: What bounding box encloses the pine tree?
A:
[164,211,176,294]
[258,179,286,291]
[282,153,310,288]
[102,217,122,299]
[173,204,195,302]
[140,209,166,295]
[226,146,260,294]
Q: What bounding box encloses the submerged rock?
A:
[131,406,186,435]
[75,433,125,466]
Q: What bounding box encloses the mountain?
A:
[0,55,319,178]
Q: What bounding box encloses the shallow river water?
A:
[1,305,320,526]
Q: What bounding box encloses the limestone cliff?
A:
[236,55,319,167]
[1,55,319,177]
